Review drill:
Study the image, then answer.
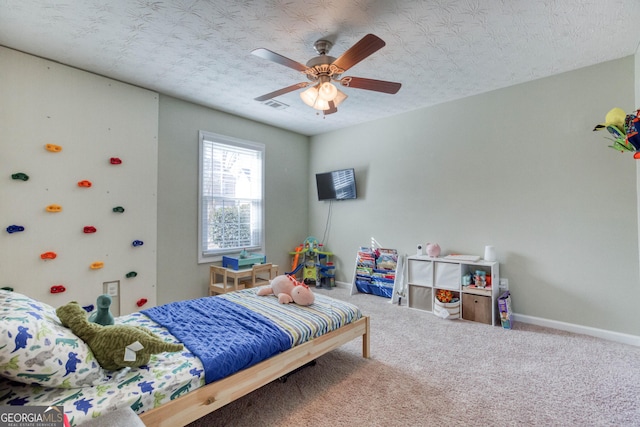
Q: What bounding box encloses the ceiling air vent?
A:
[262,99,288,110]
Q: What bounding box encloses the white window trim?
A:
[198,131,265,264]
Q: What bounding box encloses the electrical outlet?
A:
[103,281,119,297]
[499,278,509,290]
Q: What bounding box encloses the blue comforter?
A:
[142,297,291,384]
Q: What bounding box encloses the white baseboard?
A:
[337,281,640,347]
[513,313,640,347]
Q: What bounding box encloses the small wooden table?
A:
[209,264,278,296]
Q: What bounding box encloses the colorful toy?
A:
[288,236,334,287]
[56,301,183,370]
[593,107,640,157]
[256,275,315,306]
[436,289,453,303]
[88,294,115,326]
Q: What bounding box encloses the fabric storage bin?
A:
[355,279,371,294]
[433,299,460,319]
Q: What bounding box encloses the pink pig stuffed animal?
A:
[256,275,315,306]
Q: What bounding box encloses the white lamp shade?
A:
[318,81,338,101]
[300,84,347,111]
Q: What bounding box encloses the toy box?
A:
[222,253,266,270]
[498,291,513,329]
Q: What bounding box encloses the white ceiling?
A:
[2,0,639,136]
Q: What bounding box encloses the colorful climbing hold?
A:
[45,144,62,152]
[132,240,144,247]
[46,204,62,212]
[40,251,57,260]
[11,172,29,181]
[112,206,125,213]
[6,225,25,234]
[82,304,94,313]
[136,298,148,307]
[90,261,104,270]
[77,180,92,188]
[83,226,97,234]
[1,287,14,292]
[110,157,122,165]
[50,285,66,293]
[126,271,138,278]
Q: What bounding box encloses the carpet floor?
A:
[186,286,640,427]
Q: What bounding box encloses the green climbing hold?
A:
[11,173,29,181]
[1,286,14,292]
[126,271,137,278]
[113,206,125,213]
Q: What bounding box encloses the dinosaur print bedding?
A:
[0,288,362,426]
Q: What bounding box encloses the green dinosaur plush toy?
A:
[56,301,183,370]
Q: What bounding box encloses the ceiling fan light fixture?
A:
[300,83,347,111]
[300,85,320,108]
[332,88,347,107]
[317,81,338,101]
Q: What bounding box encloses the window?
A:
[198,131,264,263]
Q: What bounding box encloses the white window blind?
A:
[198,131,264,262]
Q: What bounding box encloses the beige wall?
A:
[156,96,309,304]
[0,47,159,314]
[310,56,640,337]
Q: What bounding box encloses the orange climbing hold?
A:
[90,261,104,269]
[45,144,62,152]
[40,251,57,260]
[77,180,92,187]
[46,204,62,212]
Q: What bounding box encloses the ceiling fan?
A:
[252,34,401,115]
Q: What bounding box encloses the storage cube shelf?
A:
[406,255,500,326]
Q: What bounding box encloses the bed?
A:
[0,287,369,426]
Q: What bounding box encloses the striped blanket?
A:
[221,288,362,347]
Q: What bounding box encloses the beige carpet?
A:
[186,287,640,426]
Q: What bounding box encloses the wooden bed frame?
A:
[139,315,370,427]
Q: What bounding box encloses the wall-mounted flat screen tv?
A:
[316,168,357,201]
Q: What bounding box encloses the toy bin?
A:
[433,299,460,319]
[222,253,266,270]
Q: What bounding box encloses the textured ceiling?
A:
[1,0,639,136]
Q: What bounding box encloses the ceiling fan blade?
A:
[339,76,401,94]
[331,34,386,72]
[251,48,309,73]
[324,101,338,115]
[254,82,311,102]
